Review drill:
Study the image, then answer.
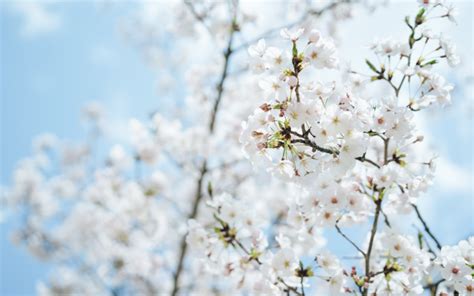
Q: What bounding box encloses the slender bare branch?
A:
[183,0,213,35]
[335,222,367,258]
[412,204,442,250]
[381,208,392,228]
[363,198,382,296]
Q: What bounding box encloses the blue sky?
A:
[0,2,160,294]
[1,1,472,295]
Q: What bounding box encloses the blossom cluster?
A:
[4,1,364,294]
[435,238,474,295]
[240,26,437,226]
[1,1,472,296]
[190,2,473,296]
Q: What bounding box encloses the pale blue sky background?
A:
[0,2,160,294]
[1,1,472,295]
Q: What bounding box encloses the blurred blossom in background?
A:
[0,0,472,295]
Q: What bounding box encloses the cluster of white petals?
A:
[435,238,474,295]
[193,2,472,296]
[1,1,472,296]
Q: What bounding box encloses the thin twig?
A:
[170,3,238,295]
[363,198,382,296]
[412,204,442,250]
[233,0,353,52]
[335,223,366,257]
[381,208,392,228]
[171,163,207,296]
[183,0,213,35]
[300,276,305,296]
[290,130,380,168]
[356,155,381,169]
[231,236,301,295]
[291,138,336,155]
[383,138,390,165]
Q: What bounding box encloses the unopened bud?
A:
[259,103,271,112]
[414,135,424,143]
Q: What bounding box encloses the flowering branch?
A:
[290,128,381,168]
[171,3,238,295]
[2,1,470,295]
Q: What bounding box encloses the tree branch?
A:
[335,222,366,258]
[412,204,442,250]
[183,0,213,35]
[171,4,238,295]
[171,162,207,296]
[356,155,381,169]
[363,198,382,296]
[381,208,392,228]
[290,130,381,168]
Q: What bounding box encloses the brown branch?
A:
[209,24,235,132]
[277,277,303,296]
[363,198,382,296]
[381,208,392,228]
[290,130,380,168]
[183,0,213,35]
[291,138,336,155]
[170,4,238,295]
[335,222,367,258]
[383,138,390,165]
[412,204,442,250]
[369,265,398,278]
[356,155,381,169]
[171,163,207,296]
[300,275,305,296]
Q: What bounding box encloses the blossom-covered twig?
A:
[171,4,239,295]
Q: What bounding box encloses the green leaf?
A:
[292,41,298,57]
[422,59,438,67]
[366,59,379,73]
[409,32,415,48]
[416,8,426,19]
[207,181,213,197]
[415,8,426,25]
[417,231,424,249]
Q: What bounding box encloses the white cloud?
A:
[413,110,473,195]
[10,2,62,38]
[435,158,473,193]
